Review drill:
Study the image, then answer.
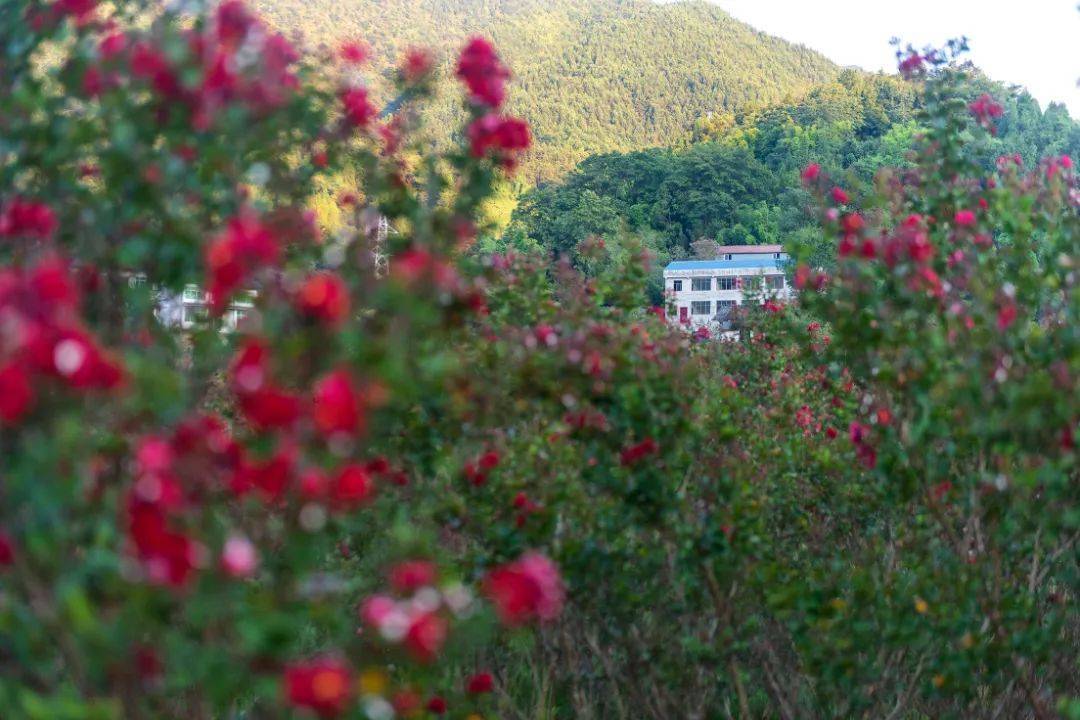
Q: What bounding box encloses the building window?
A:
[691,278,711,291]
[724,254,733,260]
[741,276,761,290]
[182,286,202,302]
[774,252,781,259]
[717,277,737,290]
[766,275,784,290]
[672,279,683,292]
[691,301,711,315]
[715,300,737,317]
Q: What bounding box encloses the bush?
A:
[0,5,1076,720]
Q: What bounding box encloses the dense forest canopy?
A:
[498,69,1080,301]
[252,0,840,181]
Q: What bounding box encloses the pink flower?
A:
[483,552,565,626]
[954,210,976,227]
[401,48,435,84]
[339,40,369,65]
[359,594,398,628]
[221,534,258,578]
[99,31,127,60]
[340,87,376,128]
[456,37,510,108]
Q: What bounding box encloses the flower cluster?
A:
[205,212,280,312]
[0,252,124,424]
[455,38,532,170]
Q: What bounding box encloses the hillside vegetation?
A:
[252,0,840,180]
[500,69,1080,300]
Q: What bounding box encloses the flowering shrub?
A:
[0,3,1076,719]
[0,1,550,717]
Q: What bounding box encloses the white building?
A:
[663,245,792,330]
[154,283,256,332]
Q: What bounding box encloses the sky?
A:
[706,0,1080,117]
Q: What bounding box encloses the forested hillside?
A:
[252,0,839,180]
[501,69,1080,300]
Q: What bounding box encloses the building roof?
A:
[716,244,784,254]
[664,257,785,272]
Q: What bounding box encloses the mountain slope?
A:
[252,0,840,180]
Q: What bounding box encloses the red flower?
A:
[0,531,15,566]
[897,51,925,78]
[401,48,435,84]
[800,163,821,183]
[99,31,127,60]
[389,560,438,594]
[968,93,1003,127]
[234,448,295,500]
[840,213,865,234]
[478,450,500,470]
[426,696,448,714]
[997,301,1017,331]
[404,611,448,663]
[341,87,376,128]
[215,0,256,46]
[239,386,302,430]
[392,690,422,715]
[205,213,279,312]
[619,437,658,466]
[467,114,531,167]
[283,658,353,718]
[466,672,494,694]
[456,37,509,108]
[132,644,162,682]
[312,369,362,437]
[298,468,329,500]
[330,464,375,509]
[297,272,350,325]
[126,501,200,588]
[830,187,849,205]
[229,338,270,394]
[29,326,124,390]
[954,209,976,227]
[0,197,57,240]
[339,40,369,65]
[483,552,565,626]
[129,42,181,99]
[0,362,33,423]
[836,234,856,258]
[55,0,97,19]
